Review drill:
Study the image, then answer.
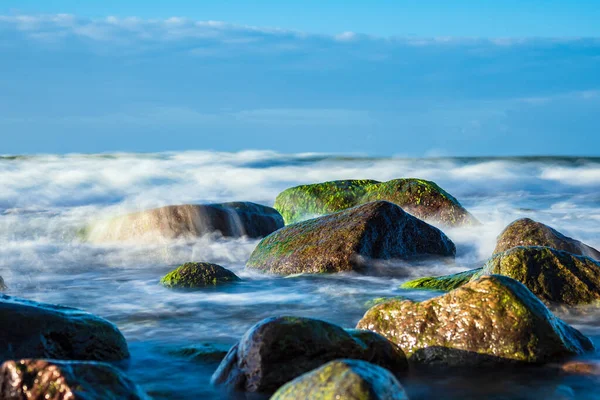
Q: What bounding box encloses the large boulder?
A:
[160,262,240,289]
[211,316,408,394]
[82,202,284,243]
[357,275,593,367]
[271,359,409,400]
[246,201,456,275]
[0,359,148,400]
[274,178,476,226]
[494,218,600,260]
[0,295,129,362]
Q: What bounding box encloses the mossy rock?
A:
[246,201,456,275]
[274,178,477,227]
[400,268,481,291]
[82,202,284,243]
[0,359,149,400]
[483,246,600,305]
[364,296,408,308]
[0,294,129,362]
[494,218,600,260]
[211,316,408,394]
[160,262,240,289]
[167,343,230,363]
[271,359,409,400]
[357,275,593,367]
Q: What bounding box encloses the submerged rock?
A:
[160,262,240,289]
[494,218,600,260]
[211,316,408,394]
[247,201,456,275]
[483,246,600,305]
[561,360,600,376]
[0,359,148,400]
[83,202,284,243]
[271,359,409,400]
[167,343,230,363]
[357,275,593,367]
[401,269,479,291]
[0,295,129,362]
[274,178,476,226]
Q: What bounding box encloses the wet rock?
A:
[0,276,6,291]
[160,262,240,289]
[494,218,600,260]
[483,246,600,305]
[167,343,230,363]
[271,359,409,400]
[364,296,408,308]
[400,268,480,291]
[357,275,593,367]
[247,201,456,275]
[0,359,148,400]
[83,202,284,243]
[0,294,129,362]
[561,360,600,375]
[274,179,476,227]
[211,316,408,394]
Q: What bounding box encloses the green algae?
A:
[160,262,240,289]
[401,268,482,291]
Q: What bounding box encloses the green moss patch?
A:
[160,262,240,289]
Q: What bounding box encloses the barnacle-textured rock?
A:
[274,179,476,226]
[494,218,600,260]
[357,275,593,367]
[0,359,148,400]
[0,295,129,362]
[211,316,408,394]
[246,201,455,275]
[401,269,480,291]
[82,202,284,243]
[160,262,240,289]
[270,359,409,400]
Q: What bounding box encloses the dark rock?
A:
[247,201,456,275]
[211,316,408,394]
[271,359,409,400]
[0,359,148,400]
[357,275,593,367]
[494,218,600,260]
[83,202,284,243]
[160,262,240,289]
[167,343,230,363]
[0,295,129,362]
[274,178,477,227]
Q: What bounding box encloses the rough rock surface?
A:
[83,202,284,243]
[494,218,600,260]
[274,178,476,226]
[0,295,129,362]
[160,262,240,288]
[0,359,148,400]
[401,269,479,291]
[357,275,593,367]
[211,316,408,394]
[271,359,409,400]
[247,201,456,275]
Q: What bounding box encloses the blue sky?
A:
[1,2,599,156]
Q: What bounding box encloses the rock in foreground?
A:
[247,201,456,275]
[494,218,600,260]
[211,316,408,394]
[0,295,129,362]
[271,359,409,400]
[0,359,148,400]
[358,275,593,367]
[160,262,240,288]
[83,202,284,243]
[275,178,476,226]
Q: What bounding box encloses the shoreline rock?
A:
[160,262,240,289]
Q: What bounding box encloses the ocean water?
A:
[1,151,600,399]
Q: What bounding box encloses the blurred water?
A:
[1,152,600,399]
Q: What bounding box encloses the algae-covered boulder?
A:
[0,295,129,362]
[494,218,600,260]
[401,269,480,291]
[483,246,600,305]
[211,316,408,394]
[0,359,148,400]
[160,262,240,289]
[247,201,456,275]
[271,359,409,400]
[274,178,476,226]
[83,202,284,243]
[357,275,593,367]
